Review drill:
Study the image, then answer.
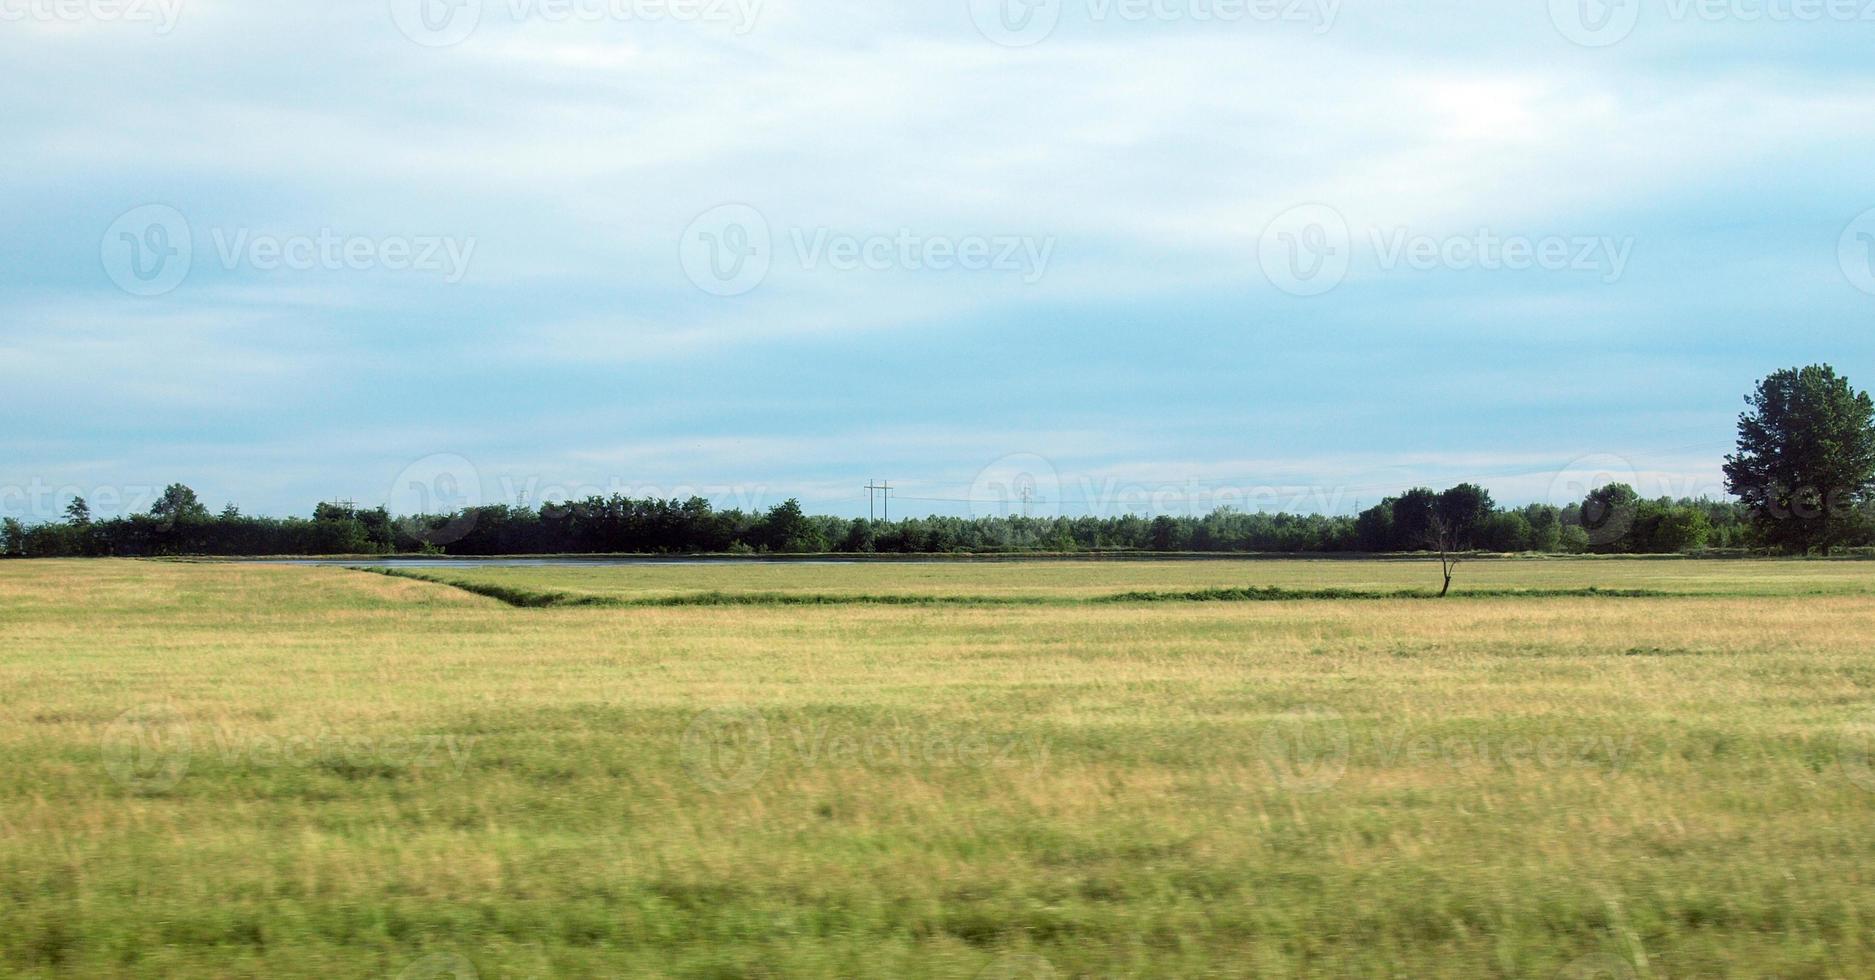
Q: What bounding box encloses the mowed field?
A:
[2,559,1875,978]
[419,557,1875,601]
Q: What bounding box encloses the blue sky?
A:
[3,0,1873,521]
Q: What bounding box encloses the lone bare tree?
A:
[1426,515,1462,597]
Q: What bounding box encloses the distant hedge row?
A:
[0,480,1800,558]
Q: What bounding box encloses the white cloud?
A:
[3,0,1870,516]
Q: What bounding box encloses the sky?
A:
[3,0,1873,522]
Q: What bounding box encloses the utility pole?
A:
[865,480,893,522]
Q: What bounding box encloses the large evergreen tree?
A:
[1723,365,1875,553]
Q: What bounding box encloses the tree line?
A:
[0,481,1773,558]
[5,364,1871,558]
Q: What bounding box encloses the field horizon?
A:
[4,558,1874,977]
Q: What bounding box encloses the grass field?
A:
[3,558,1874,978]
[409,556,1875,601]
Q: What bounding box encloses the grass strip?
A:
[1101,586,1666,602]
[363,567,1675,609]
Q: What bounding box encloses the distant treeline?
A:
[0,480,1814,558]
[13,364,1867,559]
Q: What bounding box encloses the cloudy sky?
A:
[4,0,1873,521]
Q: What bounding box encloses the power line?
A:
[919,439,1734,503]
[864,437,1739,517]
[865,480,893,521]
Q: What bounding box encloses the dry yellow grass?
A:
[1,559,1872,977]
[422,555,1875,600]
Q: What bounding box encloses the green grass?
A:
[370,566,1674,608]
[2,558,1874,977]
[408,555,1875,603]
